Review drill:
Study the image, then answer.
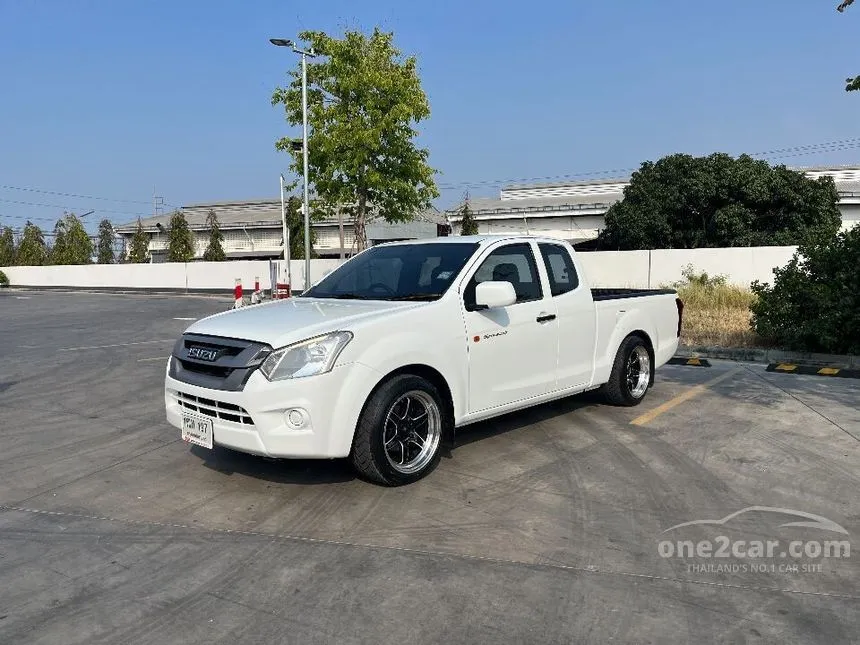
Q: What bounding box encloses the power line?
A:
[0,197,150,217]
[0,184,156,205]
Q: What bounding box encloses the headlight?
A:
[259,331,353,381]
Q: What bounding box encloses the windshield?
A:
[301,242,480,301]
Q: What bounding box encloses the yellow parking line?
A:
[818,367,840,376]
[631,369,739,426]
[138,356,168,362]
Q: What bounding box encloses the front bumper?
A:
[164,360,381,459]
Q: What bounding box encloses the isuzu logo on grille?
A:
[187,346,220,361]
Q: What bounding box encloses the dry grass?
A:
[674,282,768,348]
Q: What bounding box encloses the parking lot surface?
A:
[1,290,859,644]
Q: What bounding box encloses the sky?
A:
[0,0,858,234]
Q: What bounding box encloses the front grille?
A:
[174,391,254,425]
[169,333,272,392]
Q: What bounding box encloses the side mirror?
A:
[474,281,517,310]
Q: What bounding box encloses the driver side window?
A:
[463,243,542,308]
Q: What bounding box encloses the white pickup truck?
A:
[165,235,683,485]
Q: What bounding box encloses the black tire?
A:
[350,374,450,486]
[600,334,652,407]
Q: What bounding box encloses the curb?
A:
[676,345,858,369]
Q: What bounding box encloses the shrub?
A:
[751,227,860,354]
[0,270,8,287]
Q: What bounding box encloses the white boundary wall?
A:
[1,246,798,292]
[0,259,344,292]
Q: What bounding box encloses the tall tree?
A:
[596,153,843,250]
[202,210,226,261]
[166,211,196,262]
[837,1,859,91]
[50,213,92,265]
[128,218,150,263]
[459,199,479,235]
[0,225,15,266]
[15,221,48,266]
[271,28,439,251]
[97,219,115,264]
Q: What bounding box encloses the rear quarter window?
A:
[538,243,579,296]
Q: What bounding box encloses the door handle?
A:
[536,313,556,323]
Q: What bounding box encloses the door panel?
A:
[538,242,596,390]
[462,242,558,413]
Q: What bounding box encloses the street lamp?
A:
[270,37,316,292]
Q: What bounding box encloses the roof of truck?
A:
[379,234,558,246]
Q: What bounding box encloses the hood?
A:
[183,297,420,348]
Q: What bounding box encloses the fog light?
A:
[286,409,306,428]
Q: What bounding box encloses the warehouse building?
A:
[445,166,860,243]
[115,199,448,262]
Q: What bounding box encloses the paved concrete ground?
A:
[1,290,858,645]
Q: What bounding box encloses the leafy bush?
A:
[597,153,842,250]
[0,270,8,287]
[751,227,860,354]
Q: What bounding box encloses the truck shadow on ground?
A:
[187,392,605,485]
[453,391,602,448]
[190,445,355,485]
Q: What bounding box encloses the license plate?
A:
[181,413,213,449]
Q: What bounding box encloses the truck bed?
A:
[590,288,677,301]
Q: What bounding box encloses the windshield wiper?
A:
[383,293,444,301]
[307,293,373,300]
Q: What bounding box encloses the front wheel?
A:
[350,374,448,486]
[600,335,652,406]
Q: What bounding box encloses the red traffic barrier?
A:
[234,278,243,308]
[274,282,291,299]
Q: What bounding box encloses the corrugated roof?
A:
[500,164,860,192]
[446,193,622,217]
[115,198,444,233]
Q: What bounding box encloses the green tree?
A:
[285,195,318,259]
[128,218,150,263]
[837,1,859,91]
[596,153,842,250]
[15,221,48,266]
[459,199,479,235]
[50,213,93,265]
[166,211,195,262]
[97,219,115,264]
[0,225,15,266]
[751,227,860,354]
[271,28,439,252]
[202,210,226,261]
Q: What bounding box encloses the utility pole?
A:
[338,208,344,260]
[270,37,316,291]
[279,174,291,290]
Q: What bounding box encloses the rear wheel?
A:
[350,374,448,486]
[601,335,652,406]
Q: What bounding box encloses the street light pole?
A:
[270,37,316,292]
[300,50,311,291]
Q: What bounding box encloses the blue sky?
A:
[0,0,857,233]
